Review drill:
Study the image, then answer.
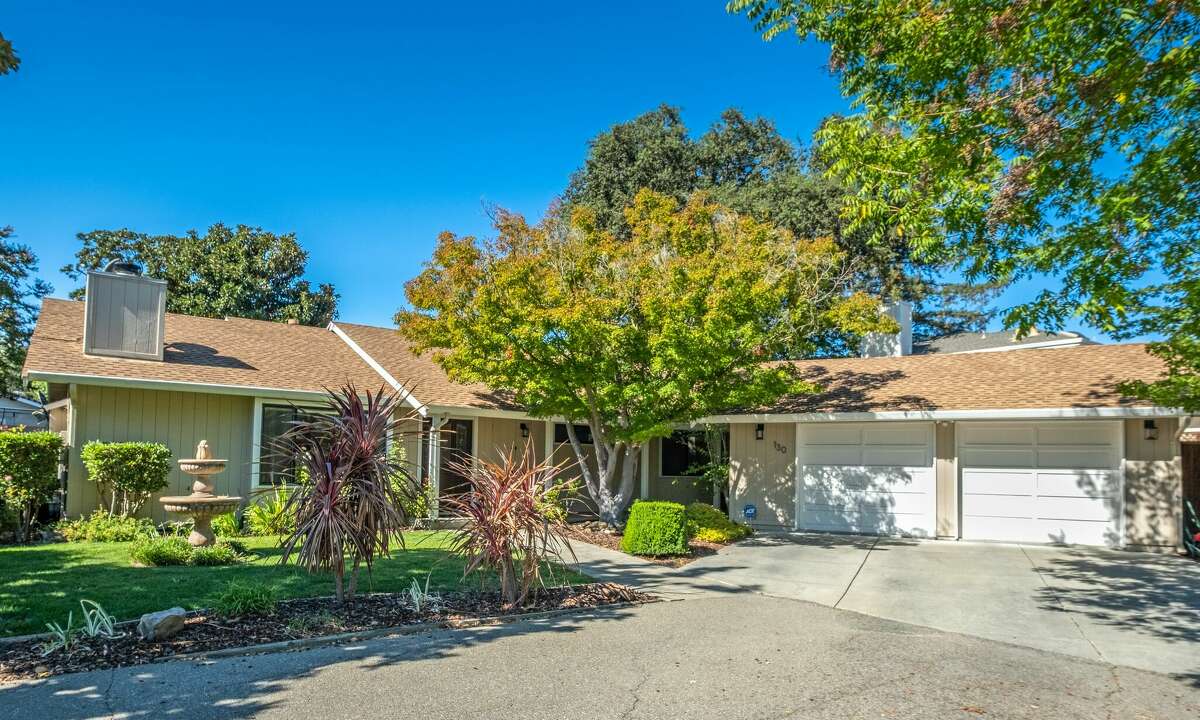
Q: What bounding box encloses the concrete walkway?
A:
[570,533,1200,678]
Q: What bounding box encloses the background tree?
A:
[0,227,52,397]
[398,190,888,524]
[0,31,19,74]
[565,104,999,346]
[731,0,1200,408]
[62,224,338,326]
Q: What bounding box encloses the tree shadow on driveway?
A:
[1029,547,1200,686]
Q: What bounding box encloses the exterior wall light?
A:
[520,422,529,439]
[755,423,765,441]
[1143,419,1159,441]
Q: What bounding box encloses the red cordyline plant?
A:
[443,447,575,608]
[271,384,420,603]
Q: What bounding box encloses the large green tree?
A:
[398,191,887,523]
[0,228,51,397]
[63,224,338,326]
[731,0,1200,408]
[565,104,1000,346]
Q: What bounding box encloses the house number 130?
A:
[773,441,788,455]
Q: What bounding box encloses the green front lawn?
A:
[0,533,588,637]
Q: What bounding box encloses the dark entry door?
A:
[1184,442,1200,515]
[440,418,474,498]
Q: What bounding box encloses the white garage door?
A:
[959,421,1123,546]
[796,422,936,537]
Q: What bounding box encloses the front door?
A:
[439,418,474,498]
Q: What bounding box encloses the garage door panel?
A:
[959,447,1038,468]
[1036,470,1118,498]
[1036,496,1114,523]
[861,447,928,467]
[863,425,929,446]
[958,424,1034,446]
[962,469,1037,495]
[804,466,926,492]
[797,422,936,538]
[1036,423,1114,446]
[1036,448,1119,470]
[799,446,863,465]
[959,420,1122,547]
[803,425,862,445]
[961,493,1035,519]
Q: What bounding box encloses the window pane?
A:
[554,423,593,444]
[660,430,724,477]
[260,405,295,486]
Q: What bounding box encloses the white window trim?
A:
[251,397,332,489]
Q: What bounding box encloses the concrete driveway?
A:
[644,534,1200,678]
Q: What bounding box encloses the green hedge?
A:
[56,510,156,542]
[685,502,752,543]
[0,429,64,542]
[80,441,172,516]
[621,501,688,556]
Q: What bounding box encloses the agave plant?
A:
[443,447,575,608]
[271,384,421,603]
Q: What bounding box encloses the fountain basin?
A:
[161,440,242,547]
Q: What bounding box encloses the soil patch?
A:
[565,526,725,568]
[0,583,649,681]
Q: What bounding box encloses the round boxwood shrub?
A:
[80,441,172,517]
[621,501,688,556]
[0,429,65,542]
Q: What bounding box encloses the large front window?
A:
[660,429,728,477]
[258,403,325,486]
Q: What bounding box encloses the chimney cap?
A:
[285,318,300,325]
[102,259,143,275]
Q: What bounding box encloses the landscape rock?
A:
[137,607,187,641]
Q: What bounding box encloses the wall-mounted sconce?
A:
[1143,419,1159,441]
[520,422,529,439]
[755,423,764,441]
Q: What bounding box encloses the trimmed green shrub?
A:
[621,501,688,556]
[190,543,241,566]
[0,429,64,542]
[56,510,156,543]
[130,535,192,566]
[245,487,295,536]
[212,512,241,538]
[80,441,172,517]
[213,581,276,616]
[685,502,752,544]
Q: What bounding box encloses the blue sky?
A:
[4,1,1087,335]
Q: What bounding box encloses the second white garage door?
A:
[958,421,1123,546]
[796,422,936,537]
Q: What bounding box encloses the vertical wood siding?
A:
[1123,418,1181,548]
[67,385,254,522]
[729,422,796,530]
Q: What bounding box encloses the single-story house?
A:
[23,268,1198,550]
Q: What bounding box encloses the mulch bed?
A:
[565,525,725,568]
[0,583,650,682]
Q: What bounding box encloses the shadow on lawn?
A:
[0,596,642,719]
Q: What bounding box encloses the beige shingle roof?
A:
[24,299,386,395]
[761,343,1167,413]
[333,322,521,411]
[25,298,1170,415]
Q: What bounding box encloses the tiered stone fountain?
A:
[159,440,242,546]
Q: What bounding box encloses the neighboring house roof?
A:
[23,299,384,397]
[332,322,521,412]
[751,343,1165,415]
[912,328,1091,355]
